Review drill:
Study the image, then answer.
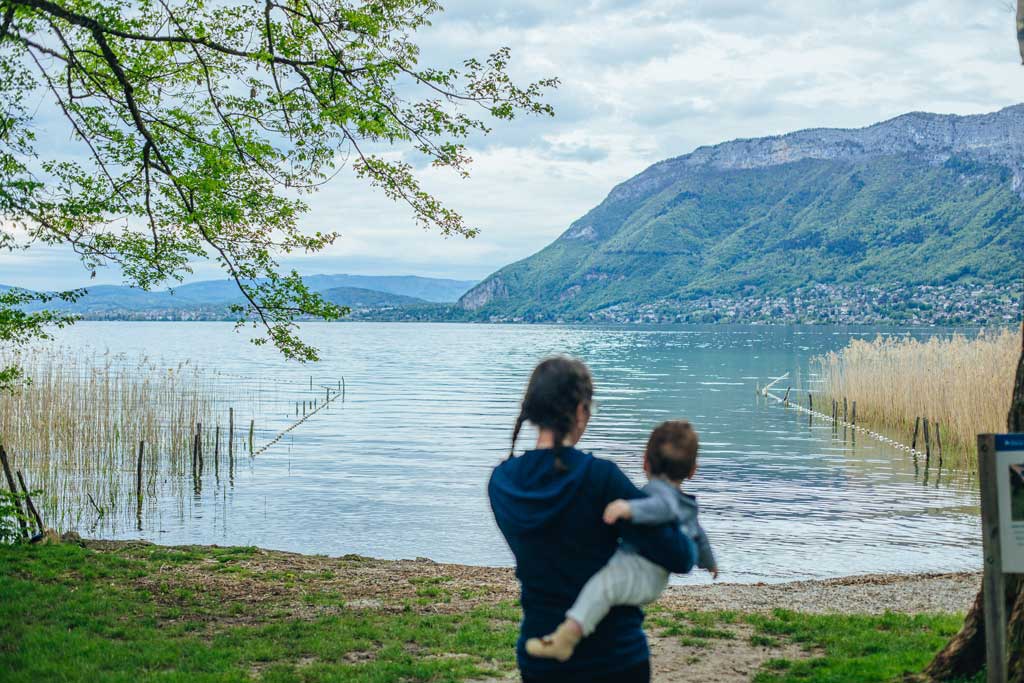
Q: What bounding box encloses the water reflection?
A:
[48,322,981,583]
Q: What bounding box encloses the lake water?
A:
[44,322,981,583]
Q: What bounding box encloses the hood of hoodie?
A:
[488,447,593,535]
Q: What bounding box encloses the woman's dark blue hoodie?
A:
[489,447,696,680]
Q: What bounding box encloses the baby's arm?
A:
[603,492,676,526]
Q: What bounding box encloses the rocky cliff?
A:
[459,105,1024,320]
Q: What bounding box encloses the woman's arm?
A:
[603,464,696,574]
[620,519,697,574]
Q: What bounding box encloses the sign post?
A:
[980,433,1024,683]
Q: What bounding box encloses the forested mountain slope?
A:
[459,106,1024,323]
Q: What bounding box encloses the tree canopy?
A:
[0,0,556,367]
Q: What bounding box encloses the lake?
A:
[41,322,981,583]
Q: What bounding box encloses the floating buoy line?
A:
[758,372,933,462]
[251,382,345,457]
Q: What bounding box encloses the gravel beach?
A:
[85,540,980,616]
[659,571,981,615]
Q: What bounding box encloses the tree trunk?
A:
[926,315,1024,681]
[924,587,988,680]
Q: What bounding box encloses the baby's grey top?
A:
[629,478,716,572]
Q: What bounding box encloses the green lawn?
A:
[0,543,518,682]
[645,607,978,683]
[0,543,973,682]
[746,611,978,683]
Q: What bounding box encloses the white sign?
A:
[995,434,1024,573]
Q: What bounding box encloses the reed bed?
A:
[0,347,223,529]
[813,329,1021,468]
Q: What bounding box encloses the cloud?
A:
[3,0,1022,289]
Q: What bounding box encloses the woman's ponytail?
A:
[509,411,526,458]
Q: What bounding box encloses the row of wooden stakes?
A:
[779,388,860,427]
[295,379,345,417]
[776,388,943,465]
[910,415,944,464]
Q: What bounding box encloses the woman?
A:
[489,356,696,683]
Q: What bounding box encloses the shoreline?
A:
[83,538,981,615]
[2,539,978,683]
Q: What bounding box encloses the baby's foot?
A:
[525,620,583,662]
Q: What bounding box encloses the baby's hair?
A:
[645,420,699,481]
[510,356,594,473]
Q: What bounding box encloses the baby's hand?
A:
[603,499,632,525]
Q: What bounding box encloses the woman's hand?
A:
[603,499,633,525]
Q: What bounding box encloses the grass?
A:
[647,607,975,683]
[0,542,976,683]
[745,610,974,683]
[0,543,518,682]
[812,329,1020,467]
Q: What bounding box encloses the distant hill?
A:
[458,105,1024,324]
[320,286,425,307]
[3,273,476,319]
[169,274,476,304]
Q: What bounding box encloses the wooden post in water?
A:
[912,417,921,451]
[808,393,813,412]
[310,376,313,390]
[248,419,255,454]
[783,387,791,406]
[15,470,43,535]
[214,425,220,479]
[193,429,202,494]
[342,377,346,401]
[935,421,943,467]
[136,441,144,506]
[851,401,857,428]
[229,407,235,459]
[923,418,931,462]
[0,446,28,539]
[196,422,203,475]
[192,431,200,480]
[843,397,848,423]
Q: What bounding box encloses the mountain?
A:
[458,105,1024,323]
[169,274,476,304]
[5,273,476,318]
[320,286,426,307]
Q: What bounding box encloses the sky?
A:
[2,0,1023,290]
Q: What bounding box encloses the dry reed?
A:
[812,329,1021,467]
[0,346,221,528]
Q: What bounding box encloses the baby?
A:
[526,420,717,662]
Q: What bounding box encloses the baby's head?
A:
[643,420,699,483]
